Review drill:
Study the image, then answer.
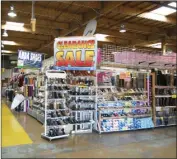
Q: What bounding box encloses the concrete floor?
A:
[2,102,177,158]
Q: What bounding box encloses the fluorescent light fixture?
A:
[95,34,109,41]
[119,24,126,33]
[1,42,4,48]
[8,6,17,17]
[10,61,17,64]
[6,21,24,27]
[151,6,176,16]
[1,54,11,56]
[149,42,162,48]
[4,22,25,31]
[132,46,136,51]
[2,40,17,45]
[168,2,176,8]
[2,30,8,37]
[1,50,13,53]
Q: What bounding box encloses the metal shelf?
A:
[155,95,172,98]
[98,106,151,110]
[101,114,152,120]
[155,86,175,89]
[41,133,69,141]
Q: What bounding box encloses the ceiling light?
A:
[2,41,17,45]
[149,42,162,48]
[2,30,8,37]
[8,5,17,17]
[95,34,109,41]
[10,61,17,64]
[132,46,136,51]
[168,2,176,8]
[1,50,13,53]
[119,25,126,33]
[4,22,25,31]
[6,21,24,27]
[1,42,4,48]
[151,6,176,16]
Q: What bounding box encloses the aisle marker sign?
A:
[54,37,97,70]
[17,50,43,68]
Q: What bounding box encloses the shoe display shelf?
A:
[95,70,154,134]
[41,70,71,141]
[67,71,96,134]
[151,72,177,127]
[27,74,45,124]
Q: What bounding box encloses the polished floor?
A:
[1,100,177,158]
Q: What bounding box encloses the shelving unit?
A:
[41,70,70,141]
[151,71,177,127]
[96,70,154,134]
[27,74,45,124]
[67,71,96,134]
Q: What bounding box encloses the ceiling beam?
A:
[96,28,147,41]
[111,5,176,25]
[1,24,59,37]
[2,37,46,46]
[61,1,102,9]
[2,2,83,22]
[1,14,69,30]
[98,17,166,35]
[36,2,125,51]
[1,30,52,41]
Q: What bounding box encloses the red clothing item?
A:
[18,74,24,87]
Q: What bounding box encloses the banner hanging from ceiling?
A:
[54,36,97,70]
[17,50,43,69]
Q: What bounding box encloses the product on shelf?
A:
[67,70,96,134]
[96,70,154,133]
[41,70,71,140]
[151,71,177,127]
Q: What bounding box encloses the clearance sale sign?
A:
[54,37,97,70]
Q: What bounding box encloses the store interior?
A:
[1,1,176,158]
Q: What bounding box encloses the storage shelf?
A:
[155,86,175,89]
[101,114,152,120]
[71,76,96,78]
[71,110,95,112]
[97,86,115,89]
[98,106,151,110]
[100,127,154,133]
[70,95,96,97]
[155,124,176,127]
[155,95,172,98]
[47,98,65,101]
[156,106,176,108]
[41,133,69,141]
[69,84,95,88]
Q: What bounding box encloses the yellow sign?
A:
[172,94,176,98]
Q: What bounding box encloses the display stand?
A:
[41,70,70,141]
[67,71,96,134]
[151,71,176,127]
[95,69,154,133]
[27,74,45,124]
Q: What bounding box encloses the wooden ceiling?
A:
[1,1,177,58]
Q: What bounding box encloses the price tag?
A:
[172,94,176,98]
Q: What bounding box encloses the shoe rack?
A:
[151,70,177,127]
[96,69,154,133]
[27,74,45,124]
[67,70,96,134]
[41,70,70,141]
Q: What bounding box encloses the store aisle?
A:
[1,101,176,158]
[2,101,33,147]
